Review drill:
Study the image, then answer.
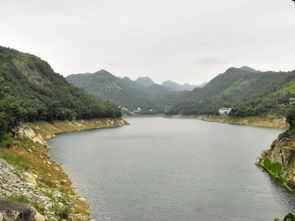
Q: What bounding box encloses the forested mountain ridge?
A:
[67,66,295,116]
[168,67,295,116]
[66,70,172,113]
[0,46,121,137]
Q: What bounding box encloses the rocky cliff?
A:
[257,128,295,189]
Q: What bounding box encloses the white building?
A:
[218,107,232,116]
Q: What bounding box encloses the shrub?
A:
[274,213,295,221]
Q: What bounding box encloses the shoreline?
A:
[0,118,128,221]
[198,115,288,130]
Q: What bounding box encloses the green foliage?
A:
[270,162,283,178]
[287,107,295,129]
[66,70,170,113]
[167,67,295,116]
[262,158,272,170]
[274,213,295,221]
[0,46,121,136]
[262,158,284,179]
[7,195,29,203]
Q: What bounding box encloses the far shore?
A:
[124,114,288,130]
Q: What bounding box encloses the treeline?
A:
[0,46,121,138]
[167,67,295,117]
[230,81,295,117]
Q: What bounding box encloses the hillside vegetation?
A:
[168,66,295,116]
[0,46,121,137]
[66,70,172,113]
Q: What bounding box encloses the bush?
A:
[274,213,295,221]
[287,107,295,129]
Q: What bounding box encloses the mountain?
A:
[0,46,121,136]
[161,80,202,91]
[161,80,184,91]
[168,66,295,116]
[135,77,155,87]
[66,70,171,113]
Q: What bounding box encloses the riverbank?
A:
[199,115,288,129]
[0,118,128,221]
[256,128,295,193]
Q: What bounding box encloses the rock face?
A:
[16,126,45,145]
[0,198,45,221]
[257,131,295,185]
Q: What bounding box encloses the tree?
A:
[286,107,295,129]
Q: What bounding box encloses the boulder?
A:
[20,172,37,188]
[0,198,45,221]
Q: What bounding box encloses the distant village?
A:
[120,106,156,115]
[121,98,295,116]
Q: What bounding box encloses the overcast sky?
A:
[1,0,294,84]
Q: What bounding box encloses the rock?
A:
[52,191,62,199]
[281,146,295,166]
[16,125,45,145]
[21,172,37,188]
[0,212,4,221]
[33,212,45,221]
[0,198,45,221]
[78,198,87,203]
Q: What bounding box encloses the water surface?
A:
[49,117,295,221]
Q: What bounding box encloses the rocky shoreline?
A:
[0,118,128,221]
[256,129,295,191]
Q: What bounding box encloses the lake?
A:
[49,117,295,221]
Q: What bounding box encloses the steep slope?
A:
[0,46,121,136]
[168,67,295,115]
[256,108,295,191]
[66,70,171,113]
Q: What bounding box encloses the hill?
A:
[135,77,155,87]
[0,46,121,137]
[161,80,200,91]
[66,70,172,113]
[168,67,295,116]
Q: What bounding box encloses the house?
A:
[218,107,232,116]
[290,98,295,104]
[121,106,130,115]
[134,107,142,114]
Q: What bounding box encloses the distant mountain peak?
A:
[135,77,155,87]
[95,69,113,75]
[161,80,199,91]
[225,66,260,74]
[239,66,260,73]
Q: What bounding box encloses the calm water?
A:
[49,117,295,221]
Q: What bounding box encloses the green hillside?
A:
[0,46,121,137]
[230,80,295,117]
[66,70,171,113]
[168,67,295,116]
